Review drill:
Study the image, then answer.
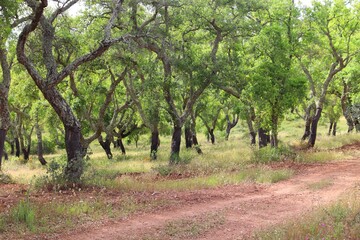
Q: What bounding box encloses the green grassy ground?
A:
[0,116,359,237]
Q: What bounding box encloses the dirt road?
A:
[55,158,360,240]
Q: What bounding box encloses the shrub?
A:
[251,145,297,164]
[0,173,13,184]
[34,156,67,191]
[153,164,173,176]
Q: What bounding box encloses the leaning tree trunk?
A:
[332,122,337,136]
[302,118,312,141]
[99,135,113,159]
[42,88,84,182]
[225,114,239,141]
[150,129,160,160]
[170,126,182,164]
[308,108,322,148]
[117,137,126,155]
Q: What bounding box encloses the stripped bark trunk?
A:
[308,108,322,147]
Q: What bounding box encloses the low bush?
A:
[251,145,297,164]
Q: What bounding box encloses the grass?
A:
[307,179,333,190]
[0,193,171,236]
[254,190,360,240]
[82,165,293,192]
[142,211,226,240]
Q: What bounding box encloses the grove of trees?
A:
[1,0,360,182]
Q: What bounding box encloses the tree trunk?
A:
[150,130,160,160]
[355,120,360,132]
[0,47,11,170]
[341,80,355,133]
[246,113,256,146]
[301,103,315,140]
[35,119,47,165]
[225,114,238,141]
[10,141,14,155]
[170,126,182,164]
[209,129,215,144]
[15,138,20,157]
[99,136,113,159]
[192,134,202,154]
[225,125,231,141]
[184,125,193,148]
[63,126,84,181]
[301,117,312,141]
[332,122,337,136]
[117,137,126,155]
[0,130,6,170]
[270,134,278,148]
[40,88,84,182]
[270,112,279,148]
[22,145,30,162]
[250,131,256,145]
[190,116,202,154]
[328,121,333,136]
[258,128,268,148]
[308,108,322,148]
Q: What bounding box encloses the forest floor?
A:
[2,143,360,240]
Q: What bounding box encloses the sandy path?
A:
[56,159,360,240]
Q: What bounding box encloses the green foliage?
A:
[153,164,173,177]
[0,0,20,42]
[30,138,57,155]
[34,157,67,191]
[251,145,297,164]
